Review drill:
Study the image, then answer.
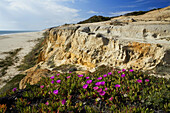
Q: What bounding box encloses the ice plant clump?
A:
[95,82,101,86]
[97,88,103,93]
[122,69,126,72]
[137,79,142,83]
[40,85,44,88]
[53,90,59,95]
[115,84,121,87]
[99,91,106,96]
[12,88,17,92]
[93,87,99,90]
[118,71,121,73]
[86,77,90,79]
[57,74,60,76]
[50,76,55,79]
[145,79,149,82]
[62,99,66,105]
[45,101,49,105]
[101,81,105,86]
[109,97,113,101]
[121,74,125,77]
[86,80,92,84]
[108,72,112,75]
[103,74,107,77]
[83,84,88,89]
[78,74,83,77]
[51,80,54,84]
[129,69,133,72]
[97,77,102,80]
[56,80,61,83]
[67,76,71,78]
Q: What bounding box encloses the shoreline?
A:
[0,31,40,36]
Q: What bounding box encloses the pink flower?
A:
[86,80,92,84]
[50,76,55,79]
[122,69,126,72]
[118,71,121,73]
[95,82,101,86]
[97,88,103,93]
[67,76,71,78]
[40,85,44,88]
[121,74,125,77]
[103,74,107,77]
[101,81,105,86]
[115,84,121,87]
[129,69,133,72]
[69,72,72,73]
[45,101,49,105]
[93,87,99,90]
[97,77,102,80]
[145,79,149,82]
[108,72,112,75]
[56,80,61,83]
[12,88,17,92]
[53,90,58,95]
[62,99,66,105]
[137,79,142,83]
[83,84,88,89]
[86,77,90,79]
[99,91,106,96]
[105,88,108,91]
[57,74,60,76]
[51,80,54,84]
[109,97,113,101]
[78,74,83,77]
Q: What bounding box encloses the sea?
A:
[0,31,37,36]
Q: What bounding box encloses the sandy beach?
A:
[0,31,44,89]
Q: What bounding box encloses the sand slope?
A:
[0,31,44,89]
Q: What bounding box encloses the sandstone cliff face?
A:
[37,22,170,73]
[19,7,170,89]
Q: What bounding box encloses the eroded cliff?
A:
[19,7,170,89]
[37,23,170,72]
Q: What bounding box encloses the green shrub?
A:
[0,74,26,95]
[17,38,45,71]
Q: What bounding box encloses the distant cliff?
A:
[19,6,170,89]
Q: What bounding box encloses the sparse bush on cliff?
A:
[78,15,111,24]
[124,8,161,16]
[0,69,169,112]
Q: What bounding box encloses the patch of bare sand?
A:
[0,31,44,89]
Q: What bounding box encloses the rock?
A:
[19,68,51,89]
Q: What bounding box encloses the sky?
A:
[0,0,170,30]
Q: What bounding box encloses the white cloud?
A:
[110,11,134,16]
[87,10,99,14]
[0,0,81,30]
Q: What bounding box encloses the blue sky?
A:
[0,0,169,30]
